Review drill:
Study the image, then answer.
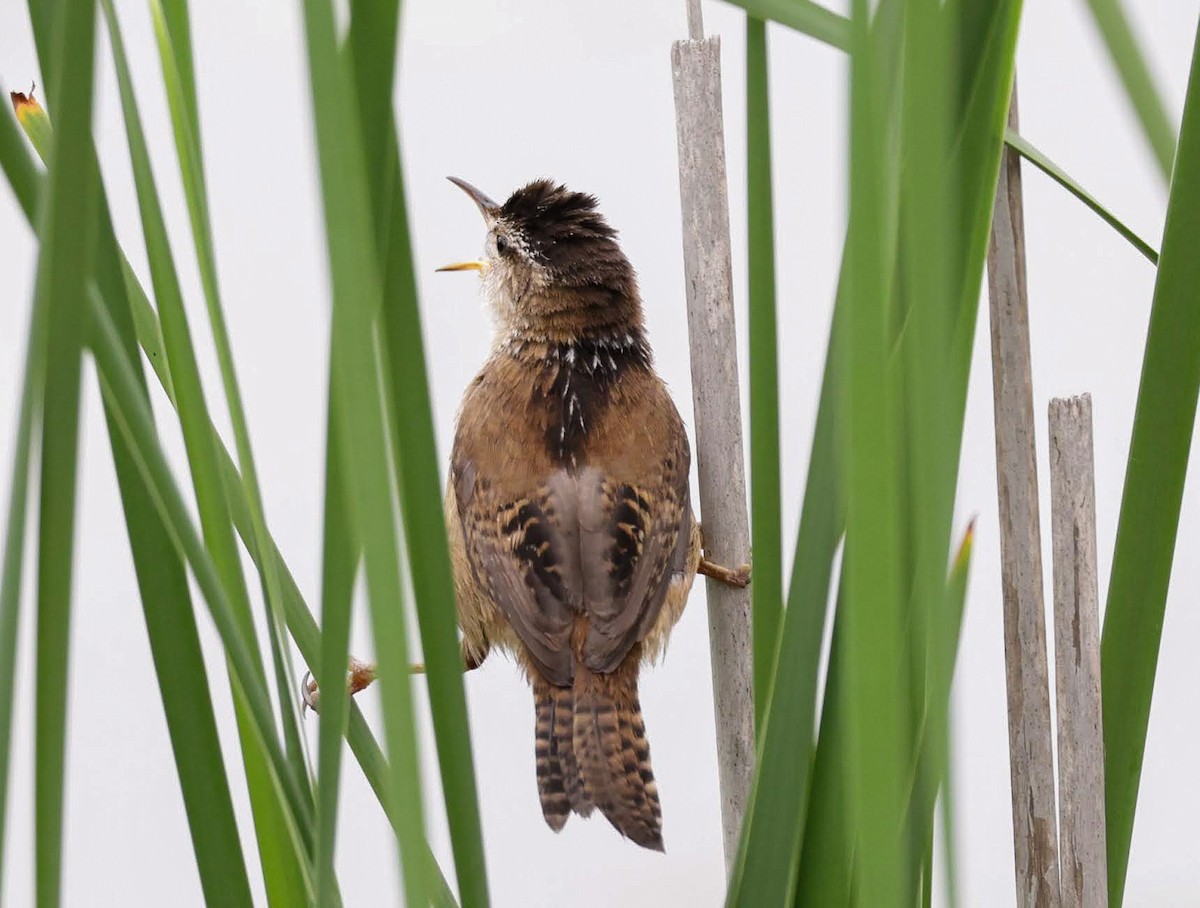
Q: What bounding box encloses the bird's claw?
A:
[698,558,752,589]
[301,670,320,714]
[725,564,751,588]
[300,658,378,716]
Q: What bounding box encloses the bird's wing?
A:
[574,454,692,673]
[452,372,692,684]
[451,458,579,686]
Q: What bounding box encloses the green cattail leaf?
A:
[96,4,314,901]
[746,14,783,731]
[344,0,490,900]
[1101,18,1200,904]
[27,2,99,904]
[298,0,431,902]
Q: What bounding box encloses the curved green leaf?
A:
[1005,127,1159,264]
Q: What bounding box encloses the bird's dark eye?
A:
[496,235,509,255]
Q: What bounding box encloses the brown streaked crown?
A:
[497,180,636,298]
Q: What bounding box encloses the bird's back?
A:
[447,335,693,849]
[449,335,692,679]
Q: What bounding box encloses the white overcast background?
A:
[2,0,1199,904]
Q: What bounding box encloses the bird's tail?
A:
[533,678,586,830]
[555,648,662,851]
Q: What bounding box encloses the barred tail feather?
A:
[557,687,593,817]
[627,696,661,827]
[571,654,664,851]
[533,679,570,831]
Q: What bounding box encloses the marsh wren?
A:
[303,177,750,850]
[437,178,749,851]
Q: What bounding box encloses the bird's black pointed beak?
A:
[447,176,500,219]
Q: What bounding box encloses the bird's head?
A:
[438,177,641,340]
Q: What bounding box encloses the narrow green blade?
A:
[95,4,313,898]
[4,84,254,908]
[93,0,265,710]
[1079,0,1177,180]
[906,521,975,892]
[4,62,457,903]
[947,0,1023,385]
[841,0,908,901]
[298,0,429,901]
[29,3,99,904]
[144,0,310,792]
[87,107,255,899]
[117,194,459,900]
[0,88,49,899]
[213,406,461,903]
[85,293,314,897]
[27,5,99,902]
[343,0,489,891]
[1005,127,1158,264]
[0,276,38,905]
[726,0,1163,258]
[155,0,201,160]
[1101,18,1200,905]
[746,14,783,730]
[794,580,851,906]
[724,0,850,51]
[314,392,358,907]
[98,281,255,907]
[726,263,845,908]
[896,1,960,890]
[376,139,489,908]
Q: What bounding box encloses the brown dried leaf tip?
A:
[10,83,42,120]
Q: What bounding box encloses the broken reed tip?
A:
[10,83,41,119]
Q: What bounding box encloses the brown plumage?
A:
[298,178,748,848]
[439,178,715,851]
[299,180,749,849]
